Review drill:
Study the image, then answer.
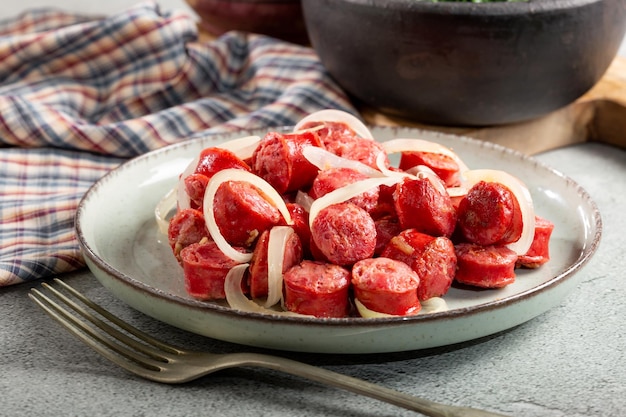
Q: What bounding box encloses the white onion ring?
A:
[308,176,401,229]
[154,187,177,235]
[375,152,447,196]
[420,297,449,314]
[176,155,198,210]
[375,151,416,180]
[293,109,374,139]
[412,165,448,196]
[265,226,295,307]
[224,263,310,317]
[294,190,314,212]
[303,146,383,177]
[354,299,396,318]
[203,168,294,263]
[382,138,470,173]
[355,297,448,318]
[460,169,536,255]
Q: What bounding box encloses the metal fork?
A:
[29,279,509,417]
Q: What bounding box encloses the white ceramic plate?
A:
[76,127,601,354]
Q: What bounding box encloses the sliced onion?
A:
[176,182,191,211]
[216,135,261,161]
[224,263,311,317]
[302,146,383,177]
[355,297,448,318]
[461,169,536,255]
[265,226,295,307]
[176,155,198,210]
[224,264,257,311]
[203,168,294,263]
[354,299,396,318]
[293,109,374,139]
[446,185,469,199]
[412,165,448,196]
[375,151,447,196]
[154,187,177,235]
[375,151,416,180]
[308,176,401,229]
[295,190,314,212]
[382,138,470,173]
[420,297,449,314]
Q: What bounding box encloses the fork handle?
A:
[215,353,509,417]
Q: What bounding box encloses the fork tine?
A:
[52,278,182,354]
[37,282,168,363]
[29,284,166,377]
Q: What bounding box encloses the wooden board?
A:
[361,57,626,155]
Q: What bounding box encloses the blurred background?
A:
[0,0,196,18]
[1,0,625,126]
[1,0,625,55]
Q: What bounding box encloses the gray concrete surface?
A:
[1,3,625,417]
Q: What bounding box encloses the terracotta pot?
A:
[187,0,308,44]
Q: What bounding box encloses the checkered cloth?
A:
[0,1,356,286]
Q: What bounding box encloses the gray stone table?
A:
[1,19,625,417]
[2,131,625,417]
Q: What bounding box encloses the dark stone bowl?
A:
[302,0,626,126]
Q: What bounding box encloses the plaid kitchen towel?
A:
[0,1,356,286]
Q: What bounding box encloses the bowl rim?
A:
[303,0,606,16]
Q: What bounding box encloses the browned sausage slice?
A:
[393,176,457,237]
[283,260,351,318]
[381,229,456,301]
[251,131,322,194]
[456,180,523,246]
[248,228,303,299]
[454,243,517,288]
[168,208,208,261]
[399,151,461,187]
[310,167,379,213]
[180,241,241,300]
[212,180,282,248]
[516,216,555,268]
[352,257,421,316]
[310,202,376,266]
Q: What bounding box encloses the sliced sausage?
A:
[185,148,251,210]
[300,120,358,146]
[516,216,554,268]
[194,147,250,178]
[310,167,380,213]
[310,202,376,266]
[456,180,523,246]
[183,173,209,210]
[454,243,518,288]
[338,136,389,170]
[283,202,312,256]
[212,180,282,248]
[168,208,208,261]
[373,215,402,256]
[248,228,303,299]
[179,240,241,300]
[381,229,456,301]
[351,257,421,316]
[393,176,457,237]
[399,151,461,187]
[251,131,323,194]
[283,260,351,318]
